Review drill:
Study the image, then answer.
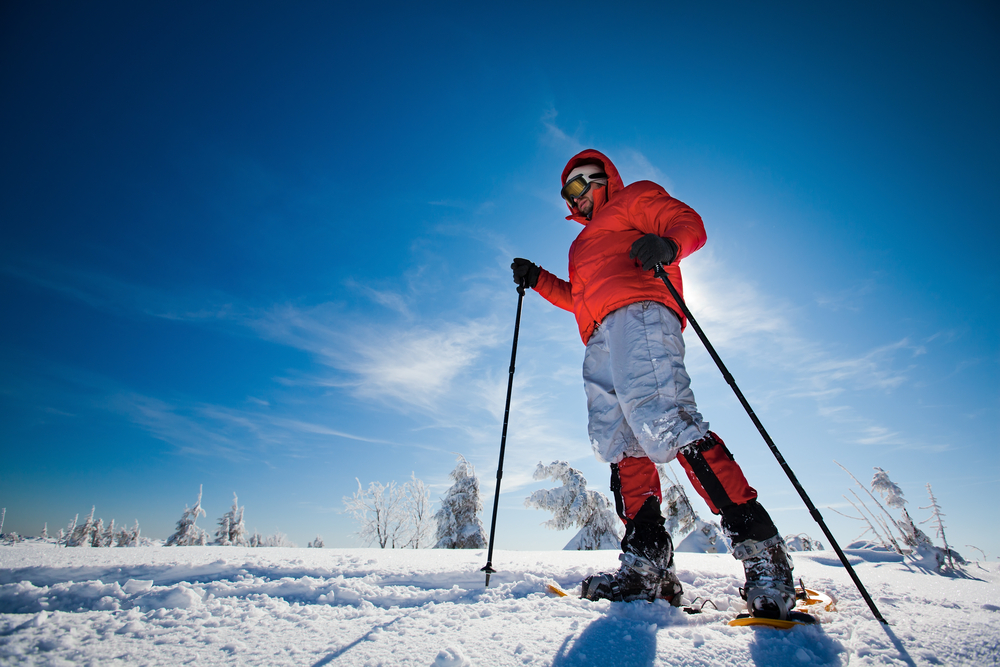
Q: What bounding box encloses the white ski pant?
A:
[584,301,709,465]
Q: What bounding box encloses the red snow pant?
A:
[611,432,777,544]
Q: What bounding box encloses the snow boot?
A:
[580,552,683,604]
[581,496,682,605]
[733,534,796,620]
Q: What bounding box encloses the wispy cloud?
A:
[337,320,502,409]
[540,109,584,154]
[5,231,943,462]
[1,258,237,324]
[343,279,413,318]
[614,149,677,193]
[680,249,932,448]
[815,279,878,312]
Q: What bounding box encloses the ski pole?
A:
[482,279,526,587]
[653,264,888,625]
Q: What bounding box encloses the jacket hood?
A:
[562,149,625,221]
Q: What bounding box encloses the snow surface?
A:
[1,543,998,666]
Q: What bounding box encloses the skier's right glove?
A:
[629,234,678,271]
[511,258,540,289]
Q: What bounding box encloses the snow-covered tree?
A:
[434,455,487,549]
[249,531,263,547]
[67,507,98,547]
[216,516,231,546]
[308,535,324,548]
[872,467,907,509]
[215,493,249,546]
[262,532,296,547]
[675,518,728,553]
[344,479,408,548]
[403,473,436,549]
[166,485,209,546]
[63,515,77,547]
[654,463,728,554]
[40,523,48,541]
[919,483,962,570]
[785,533,825,551]
[836,462,965,572]
[524,461,621,550]
[98,519,114,547]
[896,507,954,570]
[657,464,699,541]
[834,462,906,553]
[115,520,141,547]
[229,500,248,546]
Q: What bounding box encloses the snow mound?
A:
[432,646,470,667]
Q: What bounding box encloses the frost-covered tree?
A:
[524,461,621,550]
[100,519,116,547]
[403,473,436,549]
[308,535,324,548]
[654,463,728,554]
[63,515,78,547]
[833,462,906,553]
[166,485,209,546]
[920,483,961,570]
[249,531,263,547]
[215,493,249,546]
[661,483,698,539]
[115,520,141,547]
[216,516,231,546]
[785,533,825,551]
[40,523,48,541]
[228,499,248,546]
[836,462,965,572]
[344,479,407,548]
[675,518,728,553]
[67,507,98,547]
[657,464,699,541]
[262,532,296,547]
[872,467,907,509]
[896,506,951,570]
[434,455,487,549]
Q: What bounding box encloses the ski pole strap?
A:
[619,552,671,580]
[731,534,783,561]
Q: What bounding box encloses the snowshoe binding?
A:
[580,552,683,605]
[733,534,796,620]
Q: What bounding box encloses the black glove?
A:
[511,258,540,289]
[629,234,678,271]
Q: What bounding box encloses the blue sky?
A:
[2,2,997,558]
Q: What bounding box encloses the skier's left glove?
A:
[629,234,678,271]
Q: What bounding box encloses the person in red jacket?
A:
[512,149,796,619]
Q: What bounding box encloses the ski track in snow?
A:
[1,544,998,666]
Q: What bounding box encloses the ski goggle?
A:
[560,172,608,204]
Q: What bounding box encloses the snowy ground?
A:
[1,544,997,666]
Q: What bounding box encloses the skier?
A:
[512,149,796,619]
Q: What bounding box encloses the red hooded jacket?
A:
[534,149,707,344]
